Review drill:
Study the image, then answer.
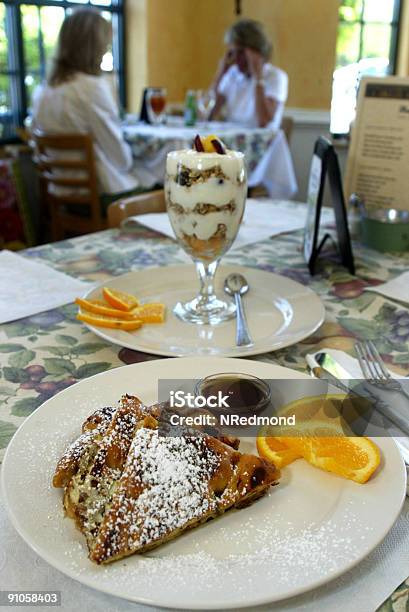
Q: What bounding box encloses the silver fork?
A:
[355,340,409,400]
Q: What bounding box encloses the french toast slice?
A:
[54,392,238,483]
[61,397,145,548]
[120,394,240,450]
[89,416,279,564]
[53,405,116,489]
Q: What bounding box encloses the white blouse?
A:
[32,73,138,195]
[218,63,288,130]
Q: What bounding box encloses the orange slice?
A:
[257,425,301,468]
[102,287,140,311]
[75,298,138,319]
[202,134,218,153]
[201,134,226,154]
[77,311,143,331]
[131,303,166,323]
[275,420,380,484]
[257,394,380,483]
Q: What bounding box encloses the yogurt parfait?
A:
[165,135,247,325]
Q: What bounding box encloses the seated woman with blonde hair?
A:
[32,8,138,198]
[211,19,288,129]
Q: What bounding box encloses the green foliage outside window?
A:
[336,0,399,69]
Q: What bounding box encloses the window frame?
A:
[0,0,125,144]
[331,0,402,135]
[336,0,402,73]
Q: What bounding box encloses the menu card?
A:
[345,76,409,211]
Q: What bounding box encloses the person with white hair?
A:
[211,19,288,129]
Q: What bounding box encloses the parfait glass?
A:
[165,148,247,325]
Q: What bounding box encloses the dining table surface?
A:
[122,116,298,198]
[0,214,409,610]
[122,116,277,173]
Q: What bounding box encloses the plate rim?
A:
[82,264,326,358]
[1,357,406,610]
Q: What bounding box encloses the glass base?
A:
[174,296,236,325]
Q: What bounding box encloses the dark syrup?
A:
[200,375,270,415]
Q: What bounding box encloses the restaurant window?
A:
[0,0,124,142]
[330,0,401,135]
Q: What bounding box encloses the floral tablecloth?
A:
[123,118,276,174]
[0,220,408,610]
[122,118,298,197]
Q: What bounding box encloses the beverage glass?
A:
[147,87,167,125]
[165,148,247,325]
[184,89,197,126]
[197,89,216,128]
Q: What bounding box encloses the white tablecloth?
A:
[122,118,298,199]
[1,494,408,612]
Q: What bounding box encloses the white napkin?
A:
[0,251,94,324]
[306,347,409,494]
[365,270,409,304]
[306,348,392,379]
[123,199,335,251]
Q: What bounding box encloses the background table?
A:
[123,117,298,198]
[0,217,408,610]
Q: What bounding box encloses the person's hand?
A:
[245,48,264,79]
[218,48,235,75]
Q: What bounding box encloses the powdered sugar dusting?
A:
[92,428,221,560]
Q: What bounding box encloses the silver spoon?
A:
[224,273,253,346]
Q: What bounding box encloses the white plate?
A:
[2,358,406,610]
[82,264,325,357]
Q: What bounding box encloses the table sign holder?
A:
[303,136,355,275]
[139,88,151,124]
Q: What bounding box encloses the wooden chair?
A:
[107,189,166,228]
[16,127,31,145]
[32,131,105,241]
[280,117,294,144]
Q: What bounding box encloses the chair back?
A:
[280,117,294,144]
[32,130,102,240]
[108,189,166,228]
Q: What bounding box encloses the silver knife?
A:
[311,353,409,468]
[315,352,353,379]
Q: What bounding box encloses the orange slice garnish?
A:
[201,134,226,154]
[257,395,380,483]
[75,298,138,319]
[77,311,143,331]
[257,426,301,468]
[131,303,166,323]
[291,425,380,483]
[102,287,140,311]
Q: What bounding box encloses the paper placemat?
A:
[0,251,94,324]
[365,271,409,305]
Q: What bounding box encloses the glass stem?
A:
[195,260,219,309]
